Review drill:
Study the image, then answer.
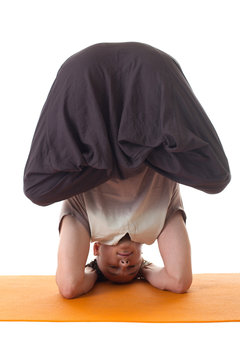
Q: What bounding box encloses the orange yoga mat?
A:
[0,273,240,323]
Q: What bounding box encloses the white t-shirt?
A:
[59,164,186,245]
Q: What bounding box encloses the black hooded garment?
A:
[23,42,231,206]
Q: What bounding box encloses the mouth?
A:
[117,252,133,257]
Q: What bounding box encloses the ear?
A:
[93,242,101,256]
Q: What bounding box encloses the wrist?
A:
[85,267,98,281]
[141,264,163,284]
[85,259,107,281]
[137,260,153,280]
[78,269,98,295]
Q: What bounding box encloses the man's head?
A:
[93,233,143,283]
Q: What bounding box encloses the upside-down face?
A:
[93,234,143,283]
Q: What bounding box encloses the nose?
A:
[119,259,129,267]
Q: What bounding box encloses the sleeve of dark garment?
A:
[23,42,231,206]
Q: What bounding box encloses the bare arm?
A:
[56,215,98,298]
[142,211,192,293]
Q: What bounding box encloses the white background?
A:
[0,0,239,359]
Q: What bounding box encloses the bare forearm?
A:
[142,266,181,293]
[56,268,98,299]
[69,270,98,298]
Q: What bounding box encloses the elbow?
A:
[56,275,85,299]
[58,287,81,299]
[172,276,193,294]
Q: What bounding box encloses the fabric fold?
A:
[23,42,230,206]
